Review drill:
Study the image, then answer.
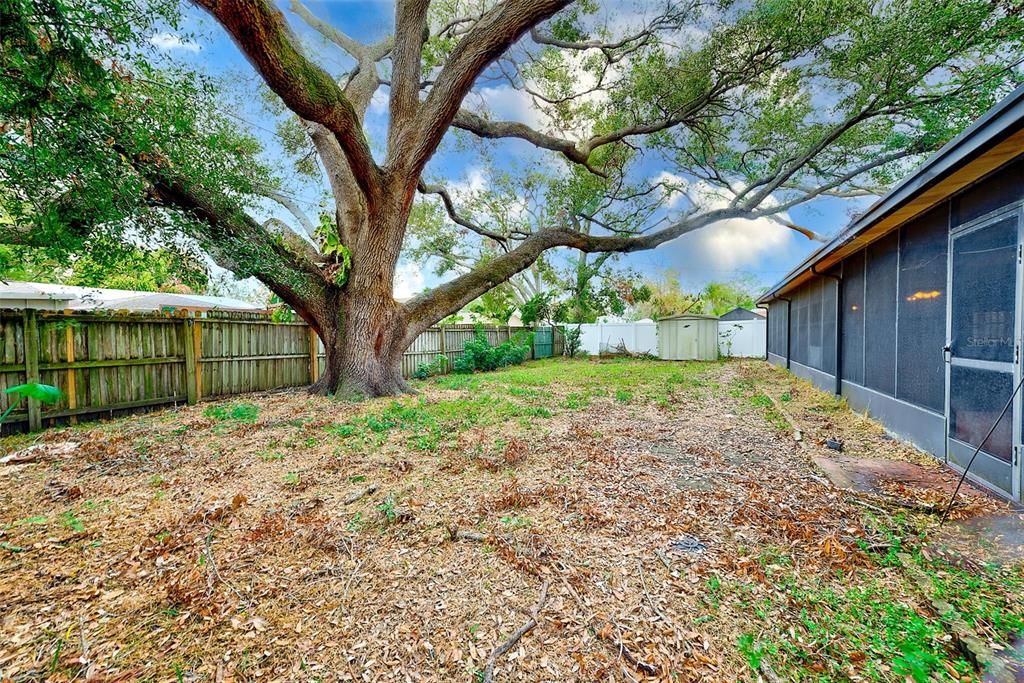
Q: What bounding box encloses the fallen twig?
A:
[759,658,782,683]
[204,532,248,606]
[595,622,658,676]
[482,580,550,683]
[636,561,675,631]
[342,484,378,505]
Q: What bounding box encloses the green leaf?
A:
[5,383,63,405]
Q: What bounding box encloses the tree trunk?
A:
[307,279,411,399]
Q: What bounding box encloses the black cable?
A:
[941,370,1024,524]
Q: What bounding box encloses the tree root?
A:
[481,580,550,683]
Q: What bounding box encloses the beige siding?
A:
[657,318,718,360]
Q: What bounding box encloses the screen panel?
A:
[949,365,1013,462]
[807,280,823,370]
[792,288,807,366]
[951,216,1017,363]
[896,206,948,412]
[842,252,865,385]
[952,158,1024,227]
[821,277,837,376]
[864,232,898,395]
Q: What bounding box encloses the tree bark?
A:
[305,290,411,398]
[303,200,413,398]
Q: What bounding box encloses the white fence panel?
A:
[718,319,766,358]
[576,322,658,355]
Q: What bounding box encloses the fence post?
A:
[63,310,77,424]
[438,325,447,373]
[183,317,198,405]
[23,309,42,431]
[308,327,319,385]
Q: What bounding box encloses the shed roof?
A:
[0,281,264,313]
[657,313,718,321]
[759,82,1024,303]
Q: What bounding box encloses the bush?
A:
[413,354,448,379]
[453,330,532,373]
[562,325,583,357]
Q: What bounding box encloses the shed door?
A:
[945,207,1022,501]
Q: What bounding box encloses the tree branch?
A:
[287,0,376,59]
[452,95,715,177]
[260,188,318,239]
[402,0,573,178]
[402,208,739,339]
[192,0,383,204]
[452,109,605,175]
[417,180,509,243]
[262,217,323,261]
[387,0,430,161]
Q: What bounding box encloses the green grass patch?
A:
[203,402,259,423]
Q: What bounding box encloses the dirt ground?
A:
[0,358,1021,682]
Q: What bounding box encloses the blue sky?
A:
[150,1,874,299]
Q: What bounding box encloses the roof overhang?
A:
[759,84,1024,303]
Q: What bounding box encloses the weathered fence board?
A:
[0,310,562,433]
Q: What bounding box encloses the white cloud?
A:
[684,215,792,271]
[150,32,201,53]
[393,261,425,300]
[654,171,795,271]
[473,86,549,130]
[449,166,489,200]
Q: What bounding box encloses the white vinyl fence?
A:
[717,319,766,358]
[577,321,658,356]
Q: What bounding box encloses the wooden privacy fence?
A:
[0,310,562,432]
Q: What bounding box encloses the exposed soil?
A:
[0,358,1020,682]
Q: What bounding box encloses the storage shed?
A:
[657,314,718,360]
[758,83,1024,503]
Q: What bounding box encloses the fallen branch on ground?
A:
[342,484,378,505]
[0,442,79,465]
[595,621,659,676]
[759,658,782,683]
[481,580,550,683]
[446,526,517,545]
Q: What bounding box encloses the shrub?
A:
[561,325,583,357]
[414,354,448,379]
[453,330,532,373]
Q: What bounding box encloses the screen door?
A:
[946,208,1021,500]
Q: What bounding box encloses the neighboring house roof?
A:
[0,281,264,313]
[759,82,1024,303]
[719,307,765,321]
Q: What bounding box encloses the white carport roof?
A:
[0,281,264,313]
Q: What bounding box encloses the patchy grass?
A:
[0,358,1020,681]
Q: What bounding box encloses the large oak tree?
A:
[3,0,1023,396]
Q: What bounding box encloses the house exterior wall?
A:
[765,157,1024,467]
